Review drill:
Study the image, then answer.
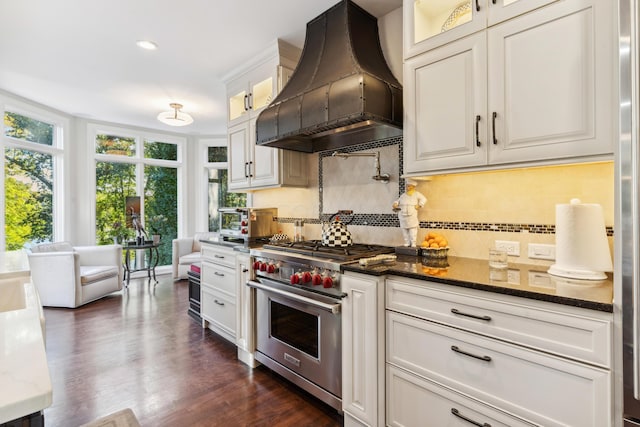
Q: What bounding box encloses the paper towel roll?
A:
[548,198,612,280]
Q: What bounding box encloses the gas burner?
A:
[262,240,394,262]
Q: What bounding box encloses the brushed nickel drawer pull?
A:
[214,272,225,277]
[451,408,492,427]
[214,254,225,259]
[451,308,491,321]
[214,299,225,306]
[451,345,492,362]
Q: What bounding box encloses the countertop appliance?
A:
[620,0,640,424]
[218,207,277,244]
[248,241,394,411]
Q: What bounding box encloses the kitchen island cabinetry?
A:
[403,0,614,175]
[385,277,612,426]
[404,0,558,59]
[225,40,308,191]
[200,245,237,344]
[342,272,385,427]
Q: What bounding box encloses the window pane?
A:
[144,139,178,161]
[144,165,177,266]
[95,161,136,245]
[208,169,246,231]
[208,147,227,163]
[4,111,54,146]
[96,134,136,156]
[4,147,53,249]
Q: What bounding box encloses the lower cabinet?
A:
[342,272,385,427]
[235,253,257,367]
[385,277,613,427]
[200,245,237,344]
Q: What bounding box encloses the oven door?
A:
[248,278,342,401]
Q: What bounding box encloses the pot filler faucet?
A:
[331,151,390,183]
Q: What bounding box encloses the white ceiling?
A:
[0,0,402,136]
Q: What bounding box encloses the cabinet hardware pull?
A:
[451,408,491,427]
[243,94,249,112]
[214,299,225,306]
[451,345,492,362]
[214,255,225,259]
[475,115,481,147]
[242,268,249,273]
[451,308,491,321]
[248,161,253,177]
[475,0,480,12]
[248,92,253,110]
[492,0,496,4]
[214,272,225,277]
[244,162,249,178]
[492,111,498,145]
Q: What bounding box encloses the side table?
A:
[122,242,161,287]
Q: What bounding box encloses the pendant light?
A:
[157,103,193,126]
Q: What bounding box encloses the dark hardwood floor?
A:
[42,275,343,427]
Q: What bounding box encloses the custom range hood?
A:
[256,0,402,153]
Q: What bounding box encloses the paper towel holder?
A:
[548,198,612,281]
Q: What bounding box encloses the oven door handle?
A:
[247,280,341,314]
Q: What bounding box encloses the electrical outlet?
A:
[528,243,556,260]
[507,269,521,285]
[495,240,520,256]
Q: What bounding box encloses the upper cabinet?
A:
[404,0,558,58]
[403,0,614,175]
[224,40,308,191]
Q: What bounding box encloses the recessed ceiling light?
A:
[136,40,158,50]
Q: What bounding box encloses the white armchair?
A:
[172,232,218,280]
[27,242,123,308]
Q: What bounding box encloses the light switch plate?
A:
[528,243,556,260]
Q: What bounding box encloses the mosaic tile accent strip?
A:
[276,216,615,236]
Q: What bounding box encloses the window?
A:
[2,108,64,251]
[204,140,245,231]
[93,127,183,266]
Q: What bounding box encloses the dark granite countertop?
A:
[342,255,613,313]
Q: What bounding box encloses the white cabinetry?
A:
[403,0,614,175]
[404,0,557,58]
[225,40,308,191]
[341,272,385,427]
[200,245,237,343]
[235,253,257,367]
[385,277,613,426]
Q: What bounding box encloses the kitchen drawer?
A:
[387,364,534,427]
[201,285,236,342]
[201,261,236,297]
[201,245,236,269]
[387,311,611,427]
[386,277,612,368]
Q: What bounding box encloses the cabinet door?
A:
[342,273,385,427]
[235,254,253,353]
[404,0,486,59]
[228,122,251,190]
[227,79,249,127]
[249,118,280,188]
[487,0,614,164]
[404,33,488,174]
[487,0,558,26]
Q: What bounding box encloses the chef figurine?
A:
[392,179,427,247]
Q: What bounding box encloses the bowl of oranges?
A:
[420,232,449,259]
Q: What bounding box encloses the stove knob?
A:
[241,228,248,234]
[259,262,267,272]
[241,220,248,226]
[322,276,334,289]
[301,271,312,283]
[253,261,262,270]
[290,273,301,285]
[267,263,276,274]
[311,273,323,286]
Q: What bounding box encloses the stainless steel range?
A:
[248,240,394,411]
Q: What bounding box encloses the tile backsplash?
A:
[253,142,613,266]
